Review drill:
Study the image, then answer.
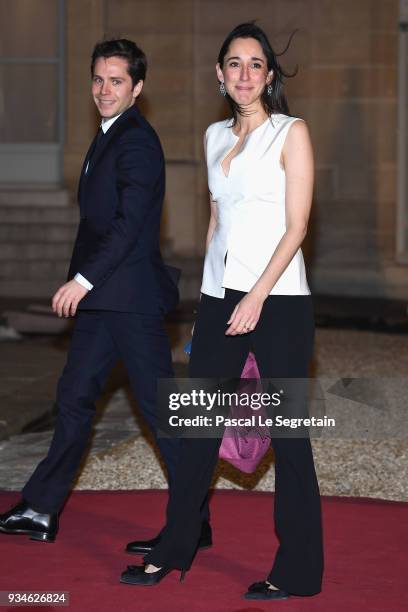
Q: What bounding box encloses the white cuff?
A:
[74,273,93,291]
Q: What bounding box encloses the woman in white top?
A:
[121,22,324,600]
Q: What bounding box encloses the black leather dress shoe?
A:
[244,581,290,600]
[125,520,212,555]
[0,500,58,543]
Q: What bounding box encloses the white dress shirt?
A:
[74,113,123,291]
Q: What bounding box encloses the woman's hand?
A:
[225,290,266,335]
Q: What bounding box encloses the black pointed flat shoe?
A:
[119,564,186,586]
[0,500,58,543]
[244,581,290,600]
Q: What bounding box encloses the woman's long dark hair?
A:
[217,22,297,124]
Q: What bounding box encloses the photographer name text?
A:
[168,415,335,429]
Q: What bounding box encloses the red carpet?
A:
[0,490,407,612]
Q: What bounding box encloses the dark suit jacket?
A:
[68,105,179,314]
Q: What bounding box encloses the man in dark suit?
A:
[0,39,211,553]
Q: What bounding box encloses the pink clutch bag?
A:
[218,352,271,473]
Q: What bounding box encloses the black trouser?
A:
[22,310,209,523]
[145,290,323,596]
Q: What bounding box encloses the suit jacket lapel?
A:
[85,105,142,180]
[77,131,100,204]
[77,105,142,204]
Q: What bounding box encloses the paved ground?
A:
[0,323,407,502]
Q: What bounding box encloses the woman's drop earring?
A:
[219,81,226,96]
[267,84,273,96]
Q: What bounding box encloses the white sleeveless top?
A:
[201,114,311,298]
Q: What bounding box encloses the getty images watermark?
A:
[166,387,335,431]
[157,377,408,439]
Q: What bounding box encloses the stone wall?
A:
[63,0,407,298]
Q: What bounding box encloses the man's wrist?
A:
[74,273,93,291]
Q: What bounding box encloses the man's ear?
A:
[216,63,224,83]
[133,80,144,99]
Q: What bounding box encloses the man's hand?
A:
[52,280,89,318]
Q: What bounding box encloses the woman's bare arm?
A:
[205,196,217,252]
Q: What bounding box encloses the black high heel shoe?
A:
[120,564,186,586]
